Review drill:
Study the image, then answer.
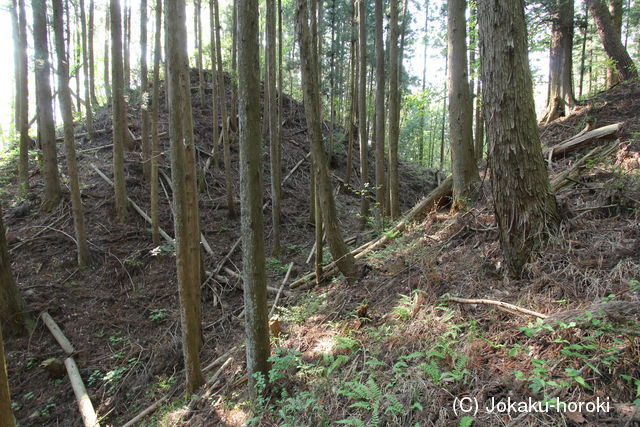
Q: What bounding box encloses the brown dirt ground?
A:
[1,69,435,426]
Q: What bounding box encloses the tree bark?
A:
[296,0,357,280]
[110,0,129,221]
[266,0,282,256]
[374,0,386,220]
[357,0,370,226]
[16,0,29,197]
[419,0,430,166]
[195,0,204,104]
[607,0,623,85]
[79,0,94,138]
[478,0,560,278]
[151,0,162,246]
[542,0,576,124]
[0,206,32,337]
[141,0,150,181]
[388,0,401,219]
[165,0,205,394]
[52,0,92,267]
[32,0,62,211]
[587,0,638,81]
[448,0,480,208]
[237,0,271,391]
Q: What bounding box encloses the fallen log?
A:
[550,143,618,191]
[544,122,622,160]
[41,312,76,354]
[41,312,99,426]
[270,262,295,317]
[65,357,100,427]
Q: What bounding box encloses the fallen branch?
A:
[65,357,100,427]
[41,312,99,426]
[90,163,174,244]
[41,312,76,354]
[446,296,548,319]
[550,143,618,191]
[56,129,108,142]
[544,122,622,160]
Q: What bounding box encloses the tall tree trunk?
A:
[542,0,576,124]
[110,0,129,221]
[213,0,236,219]
[123,0,131,91]
[474,76,484,160]
[230,0,239,130]
[141,0,150,181]
[207,0,220,170]
[373,0,386,219]
[345,19,356,187]
[52,0,91,267]
[32,0,62,211]
[419,0,430,167]
[478,0,560,278]
[388,0,401,219]
[237,0,271,391]
[195,0,204,104]
[88,0,98,106]
[439,57,448,172]
[0,325,16,426]
[0,206,32,337]
[579,6,589,98]
[104,8,111,103]
[296,0,357,280]
[267,0,282,256]
[357,0,369,225]
[79,0,94,139]
[607,0,623,85]
[151,0,162,246]
[11,1,20,133]
[587,0,638,81]
[165,0,205,394]
[448,0,480,208]
[16,0,29,197]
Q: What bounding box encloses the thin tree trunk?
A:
[237,0,271,391]
[104,8,111,103]
[213,0,236,219]
[439,57,448,172]
[0,206,32,337]
[448,0,480,208]
[151,0,162,246]
[419,0,430,167]
[474,76,483,160]
[195,0,204,104]
[208,0,219,170]
[165,0,205,394]
[16,0,29,197]
[345,3,357,187]
[374,0,386,218]
[141,0,150,181]
[267,0,282,255]
[230,0,238,130]
[123,0,131,91]
[11,1,20,133]
[110,0,129,221]
[32,0,62,211]
[587,0,638,81]
[80,0,94,139]
[297,0,357,280]
[52,0,91,267]
[314,176,323,286]
[478,0,560,278]
[88,0,97,106]
[388,0,401,219]
[357,0,369,225]
[579,6,589,98]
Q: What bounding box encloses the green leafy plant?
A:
[149,308,168,321]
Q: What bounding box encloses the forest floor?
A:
[0,69,435,426]
[1,76,639,426]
